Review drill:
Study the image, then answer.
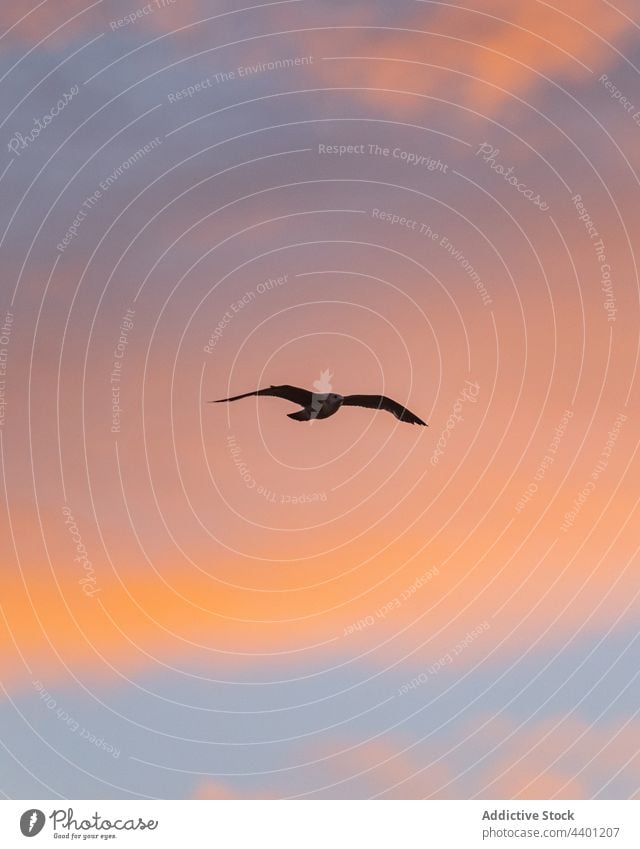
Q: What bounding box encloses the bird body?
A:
[287,392,344,421]
[212,384,427,426]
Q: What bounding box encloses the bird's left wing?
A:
[212,385,313,408]
[342,394,427,426]
[265,385,314,407]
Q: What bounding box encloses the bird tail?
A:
[287,409,312,421]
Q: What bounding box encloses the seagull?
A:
[211,385,427,426]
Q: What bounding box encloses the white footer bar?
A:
[0,800,638,848]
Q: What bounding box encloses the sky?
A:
[0,0,639,799]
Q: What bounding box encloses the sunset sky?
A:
[0,0,639,799]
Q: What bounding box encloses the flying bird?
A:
[212,384,427,426]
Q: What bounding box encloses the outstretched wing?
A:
[212,384,313,409]
[342,394,427,426]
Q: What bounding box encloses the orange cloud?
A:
[469,714,640,799]
[188,715,640,798]
[304,0,637,117]
[5,0,635,114]
[0,0,209,43]
[1,485,638,693]
[304,737,454,799]
[194,780,273,800]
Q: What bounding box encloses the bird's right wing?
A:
[212,385,313,408]
[342,394,427,426]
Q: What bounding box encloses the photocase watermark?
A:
[110,308,135,434]
[0,311,14,429]
[593,238,616,322]
[475,142,549,211]
[7,84,80,157]
[343,566,440,636]
[109,0,176,31]
[167,57,314,102]
[58,138,162,253]
[50,810,158,836]
[515,408,573,513]
[100,138,162,193]
[203,273,288,353]
[439,235,492,306]
[61,506,100,596]
[598,73,640,128]
[226,434,326,504]
[371,210,491,306]
[307,368,333,424]
[430,380,480,465]
[560,411,627,532]
[20,810,45,837]
[318,142,448,172]
[397,621,490,695]
[215,56,314,84]
[168,76,214,103]
[33,680,121,758]
[371,207,421,232]
[571,193,617,322]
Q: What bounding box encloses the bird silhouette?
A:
[212,384,427,426]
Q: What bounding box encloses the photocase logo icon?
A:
[313,369,333,393]
[309,368,333,422]
[20,809,45,837]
